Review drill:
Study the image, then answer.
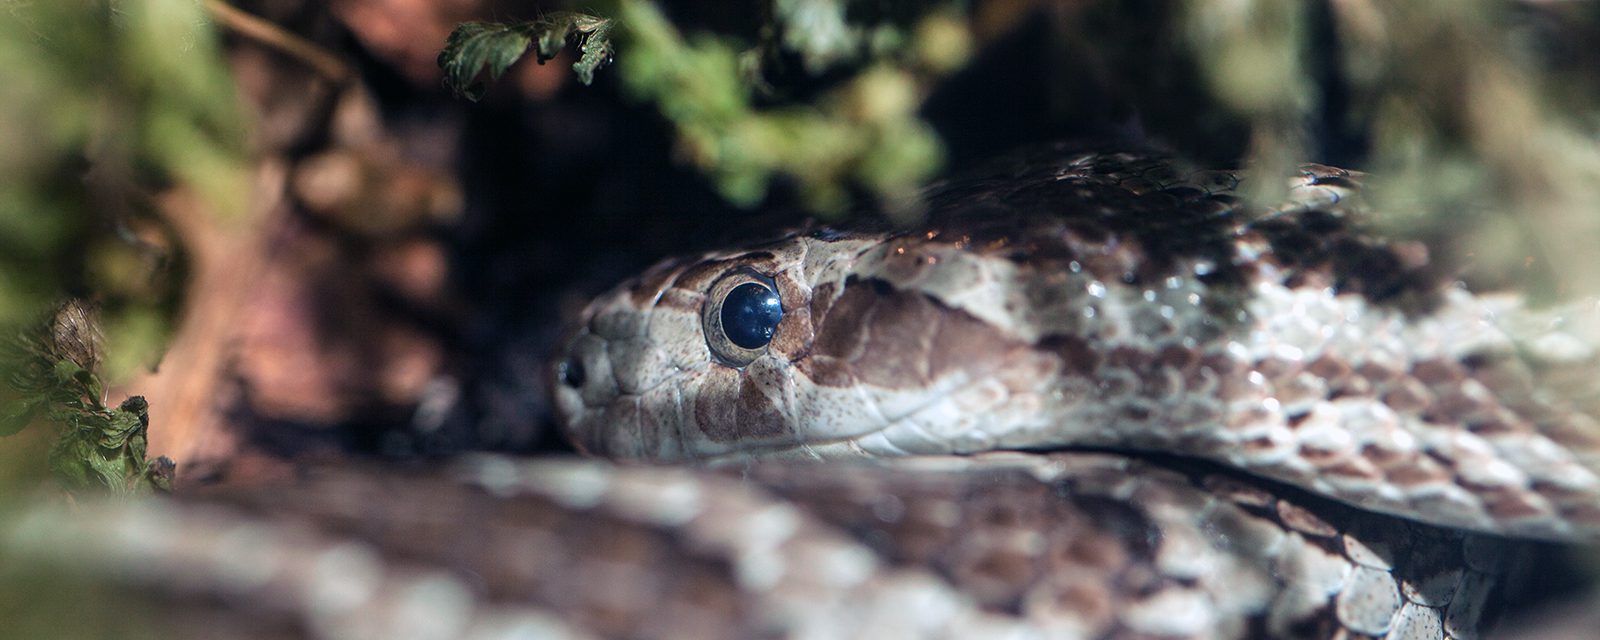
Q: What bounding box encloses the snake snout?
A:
[550,321,631,457]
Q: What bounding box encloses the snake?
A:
[5,143,1599,639]
[551,143,1600,540]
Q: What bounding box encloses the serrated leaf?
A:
[536,21,574,61]
[85,446,132,491]
[71,410,112,435]
[97,397,147,450]
[439,22,535,101]
[440,13,615,98]
[573,20,615,86]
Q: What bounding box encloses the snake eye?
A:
[702,269,784,367]
[721,283,783,348]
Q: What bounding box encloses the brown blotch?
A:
[1530,479,1594,502]
[1480,490,1547,521]
[1319,458,1383,482]
[1039,335,1101,376]
[687,369,790,444]
[812,283,876,363]
[808,281,839,327]
[1542,416,1600,452]
[736,375,789,438]
[1051,529,1129,572]
[1359,443,1407,467]
[1103,346,1152,371]
[1154,344,1198,372]
[1240,434,1281,454]
[948,540,1041,607]
[1387,459,1450,487]
[691,370,740,441]
[1203,354,1251,400]
[1276,501,1340,537]
[807,278,1028,390]
[801,355,857,388]
[1465,413,1520,436]
[767,274,814,359]
[870,496,964,563]
[850,287,940,387]
[1255,357,1301,381]
[1203,475,1276,508]
[1306,355,1353,385]
[1558,503,1600,528]
[1382,378,1434,414]
[1029,578,1114,634]
[1412,358,1465,386]
[1356,362,1401,385]
[1295,442,1342,468]
[1432,389,1490,424]
[1330,375,1373,399]
[927,309,1023,381]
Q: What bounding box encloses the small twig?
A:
[203,0,353,83]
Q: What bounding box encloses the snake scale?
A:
[6,144,1600,639]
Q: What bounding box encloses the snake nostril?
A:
[558,357,587,388]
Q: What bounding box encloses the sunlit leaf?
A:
[440,22,535,101]
[440,13,617,100]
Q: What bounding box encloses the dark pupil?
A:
[720,282,783,349]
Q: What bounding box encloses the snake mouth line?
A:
[703,431,1539,546]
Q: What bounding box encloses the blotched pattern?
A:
[0,454,1512,639]
[553,144,1600,542]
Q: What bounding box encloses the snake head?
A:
[549,209,1227,462]
[550,229,908,460]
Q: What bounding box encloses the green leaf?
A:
[85,445,133,492]
[98,397,148,451]
[536,20,574,61]
[439,22,535,101]
[47,435,95,491]
[439,13,616,99]
[571,17,615,85]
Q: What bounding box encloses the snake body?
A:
[5,145,1598,639]
[1,454,1520,639]
[552,143,1600,541]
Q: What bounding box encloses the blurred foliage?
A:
[0,0,246,493]
[441,0,969,216]
[1,0,245,351]
[1333,1,1600,301]
[0,563,172,640]
[1173,0,1600,299]
[1,300,174,496]
[439,0,1600,294]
